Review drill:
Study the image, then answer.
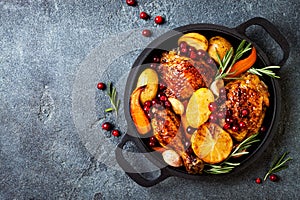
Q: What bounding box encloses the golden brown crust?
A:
[225,73,269,141]
[157,51,216,100]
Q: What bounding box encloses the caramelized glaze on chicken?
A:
[157,51,216,100]
[151,107,204,174]
[225,73,269,141]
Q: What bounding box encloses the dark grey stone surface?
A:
[0,0,299,199]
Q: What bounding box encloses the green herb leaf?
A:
[248,66,280,78]
[205,133,260,174]
[263,152,292,181]
[215,40,252,80]
[105,82,120,117]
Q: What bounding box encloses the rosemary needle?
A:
[263,152,292,181]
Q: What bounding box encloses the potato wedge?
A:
[208,36,233,64]
[191,123,233,164]
[130,87,151,134]
[186,88,214,128]
[178,33,208,51]
[168,97,185,115]
[136,68,159,104]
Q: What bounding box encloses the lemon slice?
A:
[191,123,233,164]
[186,88,214,128]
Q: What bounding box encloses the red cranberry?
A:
[164,100,171,107]
[186,146,193,155]
[159,84,166,91]
[112,129,120,137]
[151,98,159,105]
[143,106,150,112]
[217,111,225,119]
[255,178,262,184]
[260,126,267,132]
[149,141,156,147]
[142,29,152,37]
[153,56,160,63]
[209,114,217,122]
[226,110,232,117]
[223,123,231,130]
[232,125,239,132]
[269,174,278,182]
[239,121,246,129]
[126,0,136,6]
[219,88,226,95]
[179,42,187,49]
[196,49,206,58]
[140,11,149,20]
[188,46,196,55]
[154,16,164,24]
[184,141,191,148]
[189,50,198,60]
[97,82,106,90]
[180,47,188,56]
[186,126,195,134]
[206,57,214,65]
[241,109,249,117]
[147,112,152,119]
[159,95,167,101]
[144,101,152,107]
[150,136,157,143]
[225,117,233,124]
[150,63,157,68]
[208,102,217,112]
[102,122,112,131]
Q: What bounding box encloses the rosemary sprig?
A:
[248,66,280,78]
[205,134,260,174]
[215,40,252,80]
[105,82,121,116]
[263,152,292,181]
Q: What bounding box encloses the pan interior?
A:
[125,26,278,176]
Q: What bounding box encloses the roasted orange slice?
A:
[186,88,214,128]
[191,123,233,164]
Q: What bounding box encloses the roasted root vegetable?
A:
[208,36,233,64]
[130,87,151,134]
[168,97,185,115]
[178,33,208,51]
[136,68,159,104]
[226,47,257,78]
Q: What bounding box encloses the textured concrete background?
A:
[0,0,299,199]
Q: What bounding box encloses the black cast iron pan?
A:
[115,17,289,187]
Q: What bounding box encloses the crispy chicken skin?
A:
[157,51,216,100]
[225,73,269,141]
[151,107,204,173]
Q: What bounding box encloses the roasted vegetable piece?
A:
[191,123,233,164]
[130,87,151,134]
[162,149,183,167]
[226,47,257,78]
[178,33,208,51]
[136,68,159,104]
[208,36,233,64]
[168,97,185,115]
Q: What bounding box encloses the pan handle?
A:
[115,133,171,187]
[235,17,290,66]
